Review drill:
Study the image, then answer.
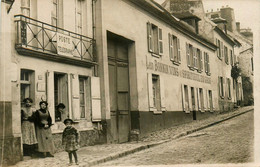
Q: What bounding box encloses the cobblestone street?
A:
[8,106,253,167]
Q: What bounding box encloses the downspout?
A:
[92,0,98,77]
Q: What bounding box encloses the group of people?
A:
[21,98,80,165]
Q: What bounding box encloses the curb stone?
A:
[86,108,253,167]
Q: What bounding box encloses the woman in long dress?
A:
[33,101,55,157]
[21,98,38,156]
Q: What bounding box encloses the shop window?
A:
[147,22,163,56]
[20,69,35,104]
[219,76,224,98]
[54,73,69,122]
[204,52,210,75]
[21,0,30,17]
[152,75,161,111]
[79,77,91,119]
[169,34,180,64]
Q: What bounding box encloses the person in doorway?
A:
[55,103,66,122]
[33,101,55,157]
[62,118,80,165]
[21,98,38,156]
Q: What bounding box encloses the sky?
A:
[154,0,260,34]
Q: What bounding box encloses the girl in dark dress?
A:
[33,101,55,157]
[62,119,80,165]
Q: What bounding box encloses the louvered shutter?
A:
[216,39,219,58]
[203,88,207,111]
[186,43,190,66]
[207,54,210,74]
[160,77,166,111]
[169,33,173,60]
[147,22,152,52]
[159,28,163,55]
[221,41,224,59]
[193,47,196,68]
[188,86,192,112]
[206,89,210,110]
[91,77,101,122]
[181,84,186,112]
[194,88,198,111]
[197,88,201,111]
[177,38,181,63]
[200,51,203,71]
[204,52,207,73]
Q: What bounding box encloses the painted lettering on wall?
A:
[146,60,211,84]
[57,33,73,57]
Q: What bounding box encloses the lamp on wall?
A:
[3,0,15,13]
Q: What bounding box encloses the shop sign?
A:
[57,33,73,57]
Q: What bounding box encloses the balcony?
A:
[15,15,96,67]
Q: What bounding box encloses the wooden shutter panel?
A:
[193,47,196,68]
[221,41,224,59]
[169,33,173,60]
[204,52,207,73]
[194,88,198,111]
[197,88,201,111]
[188,86,192,111]
[206,89,210,110]
[160,77,166,111]
[200,51,203,71]
[207,54,210,74]
[203,88,207,110]
[147,22,152,52]
[91,77,101,122]
[218,77,221,97]
[159,28,163,55]
[181,84,186,112]
[216,38,219,58]
[212,91,215,110]
[177,38,181,63]
[46,71,55,120]
[71,74,80,120]
[186,43,190,66]
[223,77,226,97]
[147,73,155,111]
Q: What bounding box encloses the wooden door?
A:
[108,38,130,143]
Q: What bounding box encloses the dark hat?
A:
[23,97,33,103]
[57,103,66,109]
[39,101,48,106]
[63,118,73,125]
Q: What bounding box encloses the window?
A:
[169,34,180,64]
[147,22,163,55]
[152,75,161,111]
[21,0,30,17]
[184,85,189,112]
[224,46,229,64]
[54,73,69,122]
[20,69,35,104]
[227,78,231,99]
[219,76,224,98]
[204,52,210,75]
[193,48,198,69]
[79,77,91,119]
[191,87,195,111]
[76,0,83,34]
[230,49,233,66]
[51,0,58,27]
[216,39,223,60]
[208,90,213,111]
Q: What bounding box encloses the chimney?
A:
[236,22,240,32]
[220,7,236,32]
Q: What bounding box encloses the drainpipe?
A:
[92,0,98,77]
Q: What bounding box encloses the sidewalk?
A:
[10,106,253,167]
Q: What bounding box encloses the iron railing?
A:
[15,15,96,62]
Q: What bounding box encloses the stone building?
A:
[1,0,103,165]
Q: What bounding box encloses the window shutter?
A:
[71,74,80,120]
[181,84,186,112]
[207,54,210,74]
[212,91,215,110]
[188,86,192,111]
[147,22,152,52]
[200,51,203,71]
[206,89,210,110]
[147,73,155,111]
[216,39,219,58]
[223,77,225,97]
[186,43,190,66]
[160,77,166,111]
[158,28,163,55]
[218,77,221,97]
[194,88,198,111]
[203,88,207,111]
[204,52,207,73]
[197,88,201,111]
[221,41,224,59]
[46,71,55,120]
[177,38,181,63]
[169,33,173,60]
[193,47,196,68]
[91,77,101,122]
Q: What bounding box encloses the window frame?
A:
[21,0,30,17]
[147,22,163,57]
[152,74,161,111]
[169,33,180,65]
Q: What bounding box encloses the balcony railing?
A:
[15,15,96,65]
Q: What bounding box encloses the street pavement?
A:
[9,106,253,167]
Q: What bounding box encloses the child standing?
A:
[62,119,80,165]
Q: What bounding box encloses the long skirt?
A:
[35,126,55,154]
[21,121,38,145]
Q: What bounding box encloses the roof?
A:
[211,17,227,24]
[214,26,236,46]
[240,47,253,54]
[128,0,217,51]
[172,12,201,21]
